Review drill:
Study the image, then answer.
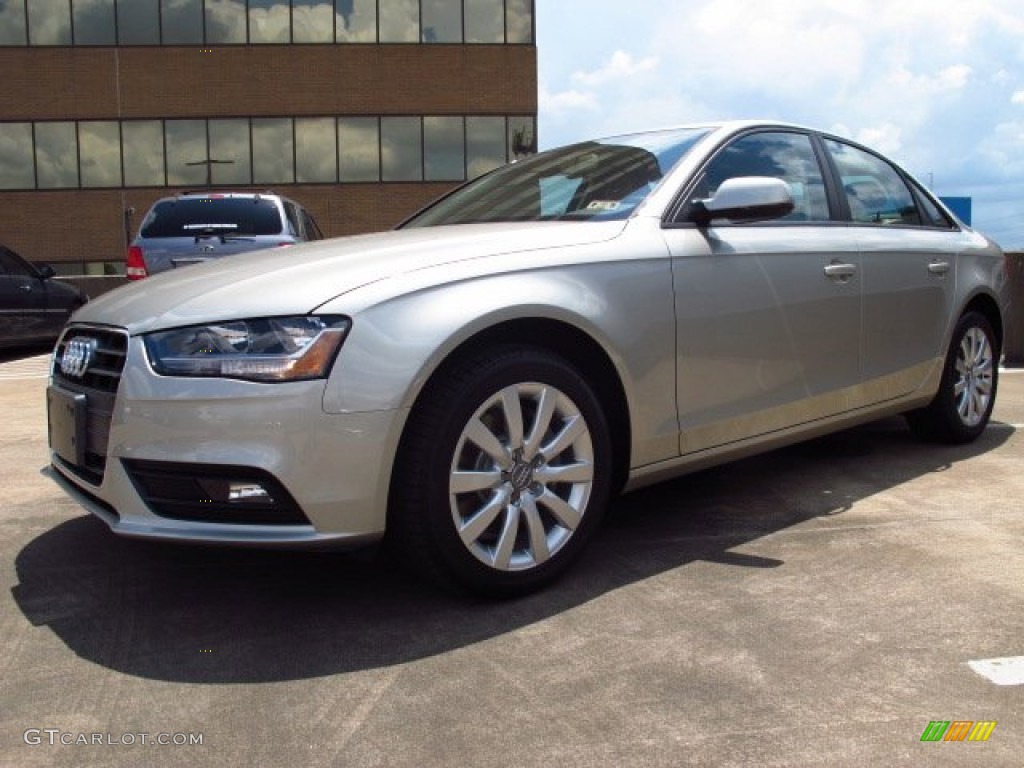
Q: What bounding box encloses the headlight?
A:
[144,316,350,382]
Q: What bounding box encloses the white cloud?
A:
[537,0,1024,246]
[571,50,658,87]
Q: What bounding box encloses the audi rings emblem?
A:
[60,337,99,378]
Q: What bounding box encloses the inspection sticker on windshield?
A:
[585,200,620,211]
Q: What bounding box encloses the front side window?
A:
[403,127,710,227]
[825,138,922,226]
[691,131,830,222]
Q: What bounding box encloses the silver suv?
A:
[126,191,323,280]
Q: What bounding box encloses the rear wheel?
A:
[389,345,612,596]
[906,311,998,444]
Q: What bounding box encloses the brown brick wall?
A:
[0,43,534,267]
[0,45,536,120]
[0,184,459,266]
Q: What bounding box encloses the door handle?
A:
[824,263,857,280]
[927,260,950,276]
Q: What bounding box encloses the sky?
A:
[536,0,1024,249]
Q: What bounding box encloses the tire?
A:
[388,345,612,597]
[906,311,999,444]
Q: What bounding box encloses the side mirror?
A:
[33,263,56,280]
[690,176,795,225]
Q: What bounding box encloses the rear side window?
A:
[140,198,284,237]
[824,139,922,226]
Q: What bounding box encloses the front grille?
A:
[51,326,129,484]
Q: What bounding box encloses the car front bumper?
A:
[48,331,405,549]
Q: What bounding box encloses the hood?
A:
[74,222,627,334]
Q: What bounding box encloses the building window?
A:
[249,0,290,43]
[117,0,160,45]
[296,117,337,182]
[1,0,535,45]
[0,123,34,188]
[292,0,333,43]
[206,0,248,44]
[339,117,380,181]
[0,114,535,189]
[78,121,121,187]
[27,0,71,45]
[209,118,252,184]
[378,0,418,43]
[0,0,27,44]
[336,0,376,42]
[464,0,503,43]
[422,0,461,43]
[73,0,115,45]
[123,120,166,186]
[34,122,78,188]
[161,0,204,45]
[424,116,464,181]
[381,116,423,181]
[253,118,295,183]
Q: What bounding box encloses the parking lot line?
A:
[968,656,1024,685]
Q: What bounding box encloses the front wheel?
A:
[906,311,999,444]
[389,346,612,596]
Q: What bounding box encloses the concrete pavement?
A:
[1,351,1022,767]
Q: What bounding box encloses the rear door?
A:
[822,138,958,397]
[661,130,863,455]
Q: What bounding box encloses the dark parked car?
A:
[126,191,324,280]
[0,244,86,349]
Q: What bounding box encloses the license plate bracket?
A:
[47,386,87,467]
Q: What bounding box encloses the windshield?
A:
[402,127,712,227]
[140,198,284,238]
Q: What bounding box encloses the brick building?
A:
[0,0,536,284]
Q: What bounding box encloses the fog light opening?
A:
[228,482,275,505]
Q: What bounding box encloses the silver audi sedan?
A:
[48,121,1009,595]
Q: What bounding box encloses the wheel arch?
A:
[960,292,1004,353]
[398,317,633,495]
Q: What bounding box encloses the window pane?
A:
[381,117,421,181]
[72,0,114,44]
[825,139,921,226]
[465,0,502,43]
[205,0,247,44]
[123,121,164,186]
[296,117,337,182]
[27,0,71,44]
[293,0,333,43]
[422,0,460,43]
[699,132,829,222]
[209,119,251,184]
[166,119,208,186]
[506,0,531,43]
[338,117,379,181]
[507,116,535,161]
[35,122,78,188]
[0,123,34,189]
[249,0,289,43]
[79,121,121,187]
[117,0,158,44]
[378,0,417,43]
[253,118,294,183]
[466,116,504,178]
[424,116,463,181]
[335,0,375,42]
[0,0,28,45]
